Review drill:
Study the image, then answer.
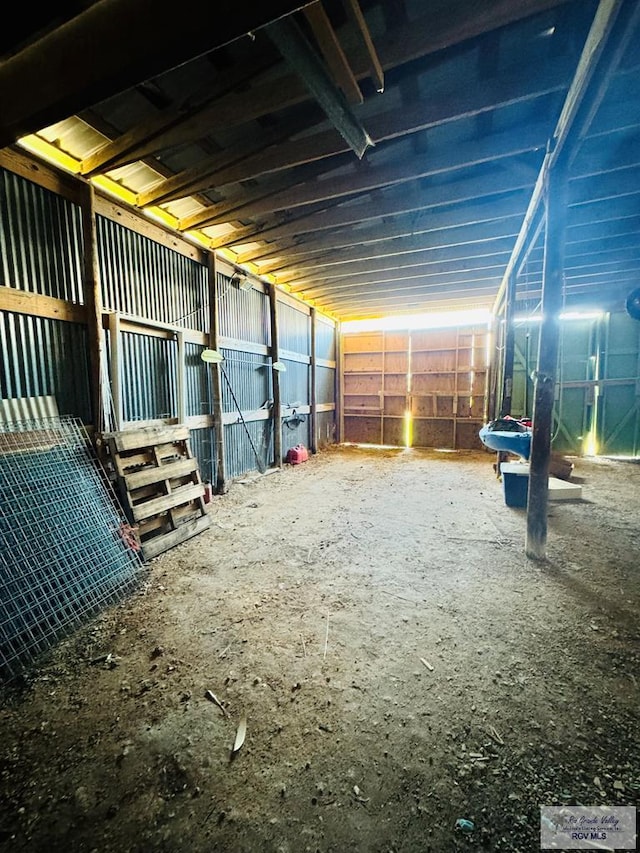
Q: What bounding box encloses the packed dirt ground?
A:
[1,444,638,853]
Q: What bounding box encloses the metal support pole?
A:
[525,156,569,560]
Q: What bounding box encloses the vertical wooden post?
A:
[176,330,186,425]
[268,282,282,467]
[526,157,569,560]
[500,271,517,416]
[310,307,318,454]
[207,253,226,493]
[485,314,498,423]
[108,312,123,430]
[80,183,103,433]
[336,320,343,443]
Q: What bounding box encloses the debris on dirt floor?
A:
[204,689,228,716]
[231,714,247,759]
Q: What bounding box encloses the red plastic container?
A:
[286,444,309,465]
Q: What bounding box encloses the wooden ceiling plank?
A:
[303,2,364,104]
[0,0,315,150]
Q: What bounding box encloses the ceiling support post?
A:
[525,156,568,561]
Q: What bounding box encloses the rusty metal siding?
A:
[315,317,336,361]
[279,301,310,354]
[0,169,84,302]
[217,273,270,344]
[121,331,177,422]
[97,217,208,330]
[0,312,91,421]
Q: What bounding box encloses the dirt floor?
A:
[1,444,639,853]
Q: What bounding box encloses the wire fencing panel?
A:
[0,417,144,682]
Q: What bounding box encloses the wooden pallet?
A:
[103,425,210,560]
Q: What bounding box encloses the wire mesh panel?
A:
[0,416,144,681]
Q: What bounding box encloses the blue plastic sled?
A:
[478,424,532,460]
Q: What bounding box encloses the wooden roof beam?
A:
[237,194,530,263]
[80,0,573,174]
[138,54,572,207]
[181,122,549,230]
[343,0,384,93]
[209,171,537,249]
[0,0,314,149]
[303,2,363,104]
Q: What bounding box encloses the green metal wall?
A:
[511,311,640,456]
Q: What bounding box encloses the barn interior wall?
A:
[341,325,489,450]
[0,160,338,481]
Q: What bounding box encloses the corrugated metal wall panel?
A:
[317,411,336,447]
[217,273,270,344]
[189,426,217,484]
[281,417,310,453]
[0,169,84,302]
[315,318,336,361]
[0,395,59,423]
[97,218,208,330]
[220,350,272,413]
[280,359,309,409]
[279,302,310,354]
[121,332,177,422]
[0,312,91,421]
[316,365,336,405]
[185,342,211,418]
[224,420,273,478]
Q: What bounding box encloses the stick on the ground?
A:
[301,635,307,657]
[324,613,330,658]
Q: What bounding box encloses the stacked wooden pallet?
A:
[103,425,210,560]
